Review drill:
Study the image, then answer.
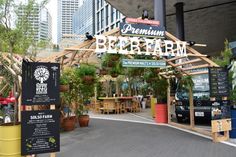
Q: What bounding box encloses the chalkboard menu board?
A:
[22,61,60,105]
[211,100,231,120]
[21,110,60,155]
[209,67,229,97]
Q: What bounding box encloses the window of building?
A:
[101,0,103,7]
[101,9,104,29]
[105,5,109,26]
[111,7,115,23]
[97,0,100,10]
[97,12,100,31]
[116,10,119,20]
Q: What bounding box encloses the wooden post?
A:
[25,106,33,157]
[50,105,56,157]
[18,93,22,121]
[167,79,171,123]
[189,87,195,129]
[94,86,97,104]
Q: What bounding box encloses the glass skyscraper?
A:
[57,0,80,44]
[72,0,95,36]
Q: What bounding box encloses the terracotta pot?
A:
[100,69,108,75]
[111,55,119,61]
[107,61,115,67]
[78,115,89,127]
[63,116,76,131]
[82,76,94,84]
[111,73,118,78]
[60,84,69,92]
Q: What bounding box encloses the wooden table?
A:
[98,97,134,113]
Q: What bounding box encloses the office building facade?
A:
[57,0,80,44]
[18,5,52,42]
[72,0,95,36]
[95,0,125,35]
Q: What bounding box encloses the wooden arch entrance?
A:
[37,28,223,138]
[0,28,229,142]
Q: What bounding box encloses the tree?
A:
[212,40,232,67]
[0,0,48,56]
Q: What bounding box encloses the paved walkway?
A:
[39,118,236,157]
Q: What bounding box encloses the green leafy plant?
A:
[60,67,80,116]
[76,105,88,116]
[212,40,232,67]
[178,75,194,90]
[77,64,96,77]
[60,72,70,85]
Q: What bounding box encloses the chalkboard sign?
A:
[22,61,60,105]
[211,100,231,120]
[209,67,229,97]
[21,110,60,155]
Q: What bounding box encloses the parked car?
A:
[175,100,211,124]
[175,74,212,124]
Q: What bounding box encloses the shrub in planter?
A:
[109,66,121,78]
[99,68,108,75]
[60,72,70,92]
[77,64,96,84]
[76,105,89,127]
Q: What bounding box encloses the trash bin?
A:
[230,109,236,138]
[155,103,168,123]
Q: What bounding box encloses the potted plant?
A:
[99,68,108,75]
[60,92,77,131]
[76,64,98,127]
[148,75,168,123]
[60,68,80,131]
[60,72,70,92]
[76,104,89,127]
[102,54,121,67]
[109,65,121,78]
[77,64,96,84]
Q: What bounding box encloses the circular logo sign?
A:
[34,66,50,83]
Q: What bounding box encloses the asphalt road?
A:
[39,118,236,157]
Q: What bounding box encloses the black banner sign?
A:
[120,22,165,37]
[211,100,231,120]
[209,67,229,97]
[22,61,60,105]
[21,110,60,155]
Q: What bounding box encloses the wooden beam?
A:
[187,54,207,57]
[166,56,187,62]
[181,64,210,71]
[162,57,190,75]
[174,58,202,67]
[189,71,208,75]
[166,31,218,67]
[0,83,9,94]
[69,51,79,66]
